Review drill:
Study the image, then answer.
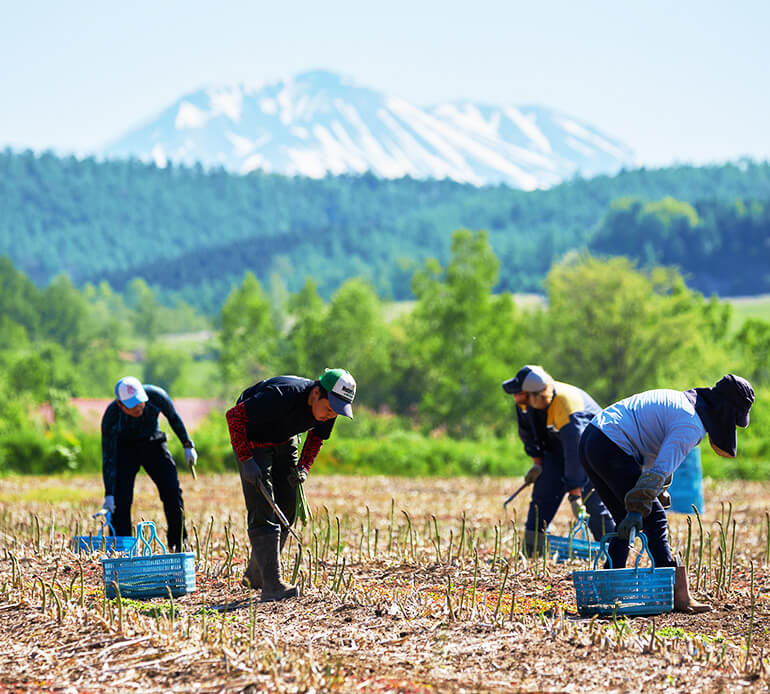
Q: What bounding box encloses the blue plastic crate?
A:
[546,517,601,563]
[72,512,137,554]
[572,531,674,617]
[102,522,195,599]
[668,447,705,514]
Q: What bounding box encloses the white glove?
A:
[102,495,116,513]
[184,447,198,467]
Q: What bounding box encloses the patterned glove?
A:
[616,512,643,540]
[240,457,263,487]
[525,463,543,485]
[625,470,668,516]
[657,473,673,509]
[287,466,308,488]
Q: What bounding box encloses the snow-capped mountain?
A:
[103,70,635,190]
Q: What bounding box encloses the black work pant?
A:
[579,423,676,569]
[113,439,187,550]
[239,437,299,538]
[524,450,615,547]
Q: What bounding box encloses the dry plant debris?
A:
[0,474,768,692]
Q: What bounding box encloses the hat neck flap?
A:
[684,387,737,457]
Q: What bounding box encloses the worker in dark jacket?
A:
[101,376,197,550]
[579,374,754,613]
[502,365,615,554]
[225,368,356,602]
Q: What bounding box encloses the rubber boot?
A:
[674,565,712,614]
[242,528,288,589]
[241,529,263,590]
[253,530,298,602]
[524,528,547,557]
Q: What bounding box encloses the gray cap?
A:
[502,365,552,394]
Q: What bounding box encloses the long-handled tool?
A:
[503,481,531,509]
[256,478,303,546]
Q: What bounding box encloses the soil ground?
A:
[0,474,768,693]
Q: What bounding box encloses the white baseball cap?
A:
[115,376,148,408]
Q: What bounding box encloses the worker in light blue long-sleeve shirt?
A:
[579,374,754,613]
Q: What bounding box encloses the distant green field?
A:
[724,294,770,329]
[382,300,415,322]
[382,294,545,322]
[145,293,766,338]
[384,294,769,326]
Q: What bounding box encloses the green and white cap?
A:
[319,368,356,419]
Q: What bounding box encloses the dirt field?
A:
[0,474,768,693]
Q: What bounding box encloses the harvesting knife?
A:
[503,481,531,509]
[256,477,303,546]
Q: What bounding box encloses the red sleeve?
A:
[225,403,252,462]
[298,430,324,471]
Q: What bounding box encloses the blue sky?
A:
[1,0,767,167]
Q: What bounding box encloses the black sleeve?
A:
[147,386,192,445]
[517,406,545,458]
[312,417,335,440]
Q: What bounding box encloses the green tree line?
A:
[2,149,769,313]
[590,196,770,295]
[1,235,769,479]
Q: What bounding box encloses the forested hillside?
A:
[1,149,769,312]
[2,234,770,478]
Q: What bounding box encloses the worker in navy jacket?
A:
[226,369,356,602]
[101,377,197,551]
[502,365,615,554]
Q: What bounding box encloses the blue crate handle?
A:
[96,511,117,539]
[593,531,655,573]
[131,521,168,557]
[80,510,116,546]
[568,517,591,543]
[559,516,594,558]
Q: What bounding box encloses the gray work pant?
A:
[238,437,299,537]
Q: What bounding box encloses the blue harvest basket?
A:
[572,531,674,617]
[72,512,137,554]
[546,517,600,563]
[102,521,196,599]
